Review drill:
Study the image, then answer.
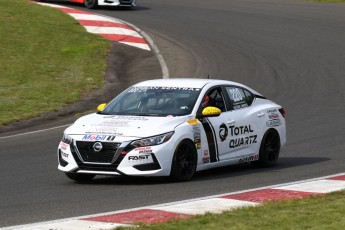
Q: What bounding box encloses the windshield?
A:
[100,86,201,116]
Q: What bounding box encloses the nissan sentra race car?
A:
[58,78,286,182]
[34,0,136,9]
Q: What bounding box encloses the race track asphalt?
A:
[1,0,345,227]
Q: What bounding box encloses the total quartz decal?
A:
[218,124,257,149]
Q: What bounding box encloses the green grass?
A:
[0,0,110,125]
[118,190,345,230]
[309,0,345,2]
[1,1,344,126]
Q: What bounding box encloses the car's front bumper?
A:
[57,138,172,177]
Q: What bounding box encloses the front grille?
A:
[75,141,119,163]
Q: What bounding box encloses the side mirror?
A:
[197,106,222,119]
[97,103,107,112]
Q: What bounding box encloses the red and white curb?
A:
[4,173,345,230]
[36,2,151,51]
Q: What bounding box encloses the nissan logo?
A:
[93,142,103,152]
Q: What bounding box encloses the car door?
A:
[223,86,265,159]
[198,87,238,163]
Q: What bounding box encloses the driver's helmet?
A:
[201,95,210,108]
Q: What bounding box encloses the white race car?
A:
[34,0,136,9]
[58,79,286,182]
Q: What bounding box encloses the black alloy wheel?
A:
[169,140,197,182]
[252,129,281,167]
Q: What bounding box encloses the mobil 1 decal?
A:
[201,118,219,162]
[219,123,257,149]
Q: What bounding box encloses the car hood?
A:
[65,113,191,139]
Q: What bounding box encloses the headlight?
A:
[61,132,73,144]
[130,131,174,148]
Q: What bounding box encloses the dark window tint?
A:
[200,87,226,112]
[225,86,255,110]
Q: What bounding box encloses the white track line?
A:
[0,124,70,140]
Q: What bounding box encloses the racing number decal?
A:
[201,118,219,162]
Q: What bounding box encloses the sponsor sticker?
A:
[134,147,153,154]
[59,142,69,150]
[106,116,149,121]
[266,112,281,127]
[60,151,69,159]
[229,125,254,136]
[229,135,257,148]
[238,154,259,163]
[82,135,116,141]
[266,119,281,127]
[187,119,199,125]
[202,150,210,164]
[128,155,150,161]
[267,109,278,113]
[219,123,228,142]
[128,87,201,92]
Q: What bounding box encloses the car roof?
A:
[133,78,244,89]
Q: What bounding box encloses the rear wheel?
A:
[84,0,98,9]
[169,140,197,182]
[252,129,280,167]
[65,172,95,182]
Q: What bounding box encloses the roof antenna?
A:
[207,74,210,79]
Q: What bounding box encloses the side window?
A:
[200,87,227,112]
[225,86,255,110]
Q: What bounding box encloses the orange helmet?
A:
[202,95,210,108]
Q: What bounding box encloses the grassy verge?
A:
[118,190,345,230]
[309,0,345,2]
[0,0,110,125]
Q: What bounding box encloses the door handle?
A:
[257,112,265,118]
[226,120,235,125]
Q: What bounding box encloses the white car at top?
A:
[58,78,286,182]
[35,0,136,9]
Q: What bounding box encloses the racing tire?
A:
[84,0,98,9]
[169,140,197,182]
[252,129,280,167]
[65,172,95,182]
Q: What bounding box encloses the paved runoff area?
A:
[11,2,344,230]
[4,173,345,230]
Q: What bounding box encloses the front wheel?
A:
[65,172,95,182]
[252,129,281,167]
[169,140,197,182]
[84,0,98,9]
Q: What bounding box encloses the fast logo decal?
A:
[201,118,219,162]
[82,135,116,141]
[128,155,150,161]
